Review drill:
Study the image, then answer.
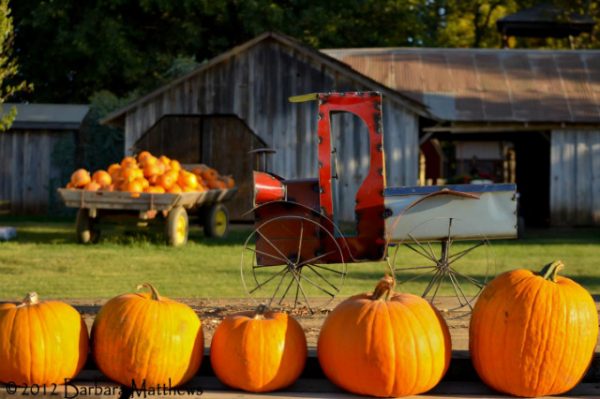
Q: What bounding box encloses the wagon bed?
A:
[58,188,237,212]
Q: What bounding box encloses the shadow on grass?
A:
[2,219,252,247]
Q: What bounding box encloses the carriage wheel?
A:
[241,215,346,313]
[391,217,494,315]
[166,206,188,246]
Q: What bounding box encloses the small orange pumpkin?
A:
[70,169,91,188]
[107,163,121,175]
[211,305,307,392]
[137,151,152,164]
[157,171,178,190]
[178,171,198,190]
[120,156,137,169]
[318,276,451,397]
[144,186,165,194]
[0,293,89,386]
[84,181,101,191]
[167,184,183,194]
[470,260,599,397]
[200,167,218,181]
[91,284,203,388]
[92,170,112,187]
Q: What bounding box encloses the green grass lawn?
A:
[0,216,599,301]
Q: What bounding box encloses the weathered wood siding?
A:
[550,129,600,225]
[135,115,265,220]
[0,130,75,214]
[122,38,420,197]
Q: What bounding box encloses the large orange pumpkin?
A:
[0,293,89,386]
[470,260,598,397]
[318,276,451,397]
[91,284,203,388]
[211,305,307,392]
[70,169,91,188]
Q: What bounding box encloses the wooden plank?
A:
[550,130,564,225]
[592,131,600,224]
[576,130,592,224]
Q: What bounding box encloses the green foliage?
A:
[0,0,31,130]
[9,0,600,104]
[79,91,133,172]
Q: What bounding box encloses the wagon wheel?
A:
[76,209,100,244]
[204,204,229,238]
[166,206,188,246]
[241,215,346,313]
[391,217,494,316]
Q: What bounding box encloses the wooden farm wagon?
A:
[58,188,236,246]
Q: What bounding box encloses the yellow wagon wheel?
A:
[204,204,229,238]
[166,206,189,246]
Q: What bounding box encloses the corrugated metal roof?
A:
[1,103,89,130]
[322,48,600,123]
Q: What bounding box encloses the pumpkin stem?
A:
[539,260,565,282]
[253,303,268,319]
[371,275,395,301]
[22,292,39,306]
[136,283,161,301]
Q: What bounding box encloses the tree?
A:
[0,0,30,131]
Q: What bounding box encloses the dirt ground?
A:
[71,296,571,352]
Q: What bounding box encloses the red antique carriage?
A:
[241,92,517,312]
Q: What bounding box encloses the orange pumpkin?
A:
[143,163,161,178]
[70,169,91,188]
[0,293,89,386]
[137,151,152,164]
[101,184,115,192]
[211,305,307,392]
[84,181,101,191]
[144,186,165,194]
[470,261,598,397]
[157,171,178,190]
[178,171,198,190]
[318,276,451,397]
[170,160,181,172]
[167,184,182,194]
[221,175,235,188]
[107,163,121,175]
[92,170,112,187]
[91,284,203,388]
[121,156,137,169]
[122,179,144,193]
[200,167,218,181]
[66,182,75,189]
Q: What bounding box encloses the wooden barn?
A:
[0,103,89,214]
[103,32,600,227]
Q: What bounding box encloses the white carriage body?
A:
[384,184,518,242]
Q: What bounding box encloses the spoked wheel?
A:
[391,217,494,316]
[241,215,346,313]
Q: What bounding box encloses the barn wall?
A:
[0,130,74,214]
[122,39,419,196]
[550,129,600,225]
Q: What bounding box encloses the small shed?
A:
[0,103,89,214]
[103,33,600,227]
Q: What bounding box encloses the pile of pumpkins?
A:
[0,261,596,398]
[65,151,235,194]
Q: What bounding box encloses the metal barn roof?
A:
[322,47,600,123]
[1,103,89,130]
